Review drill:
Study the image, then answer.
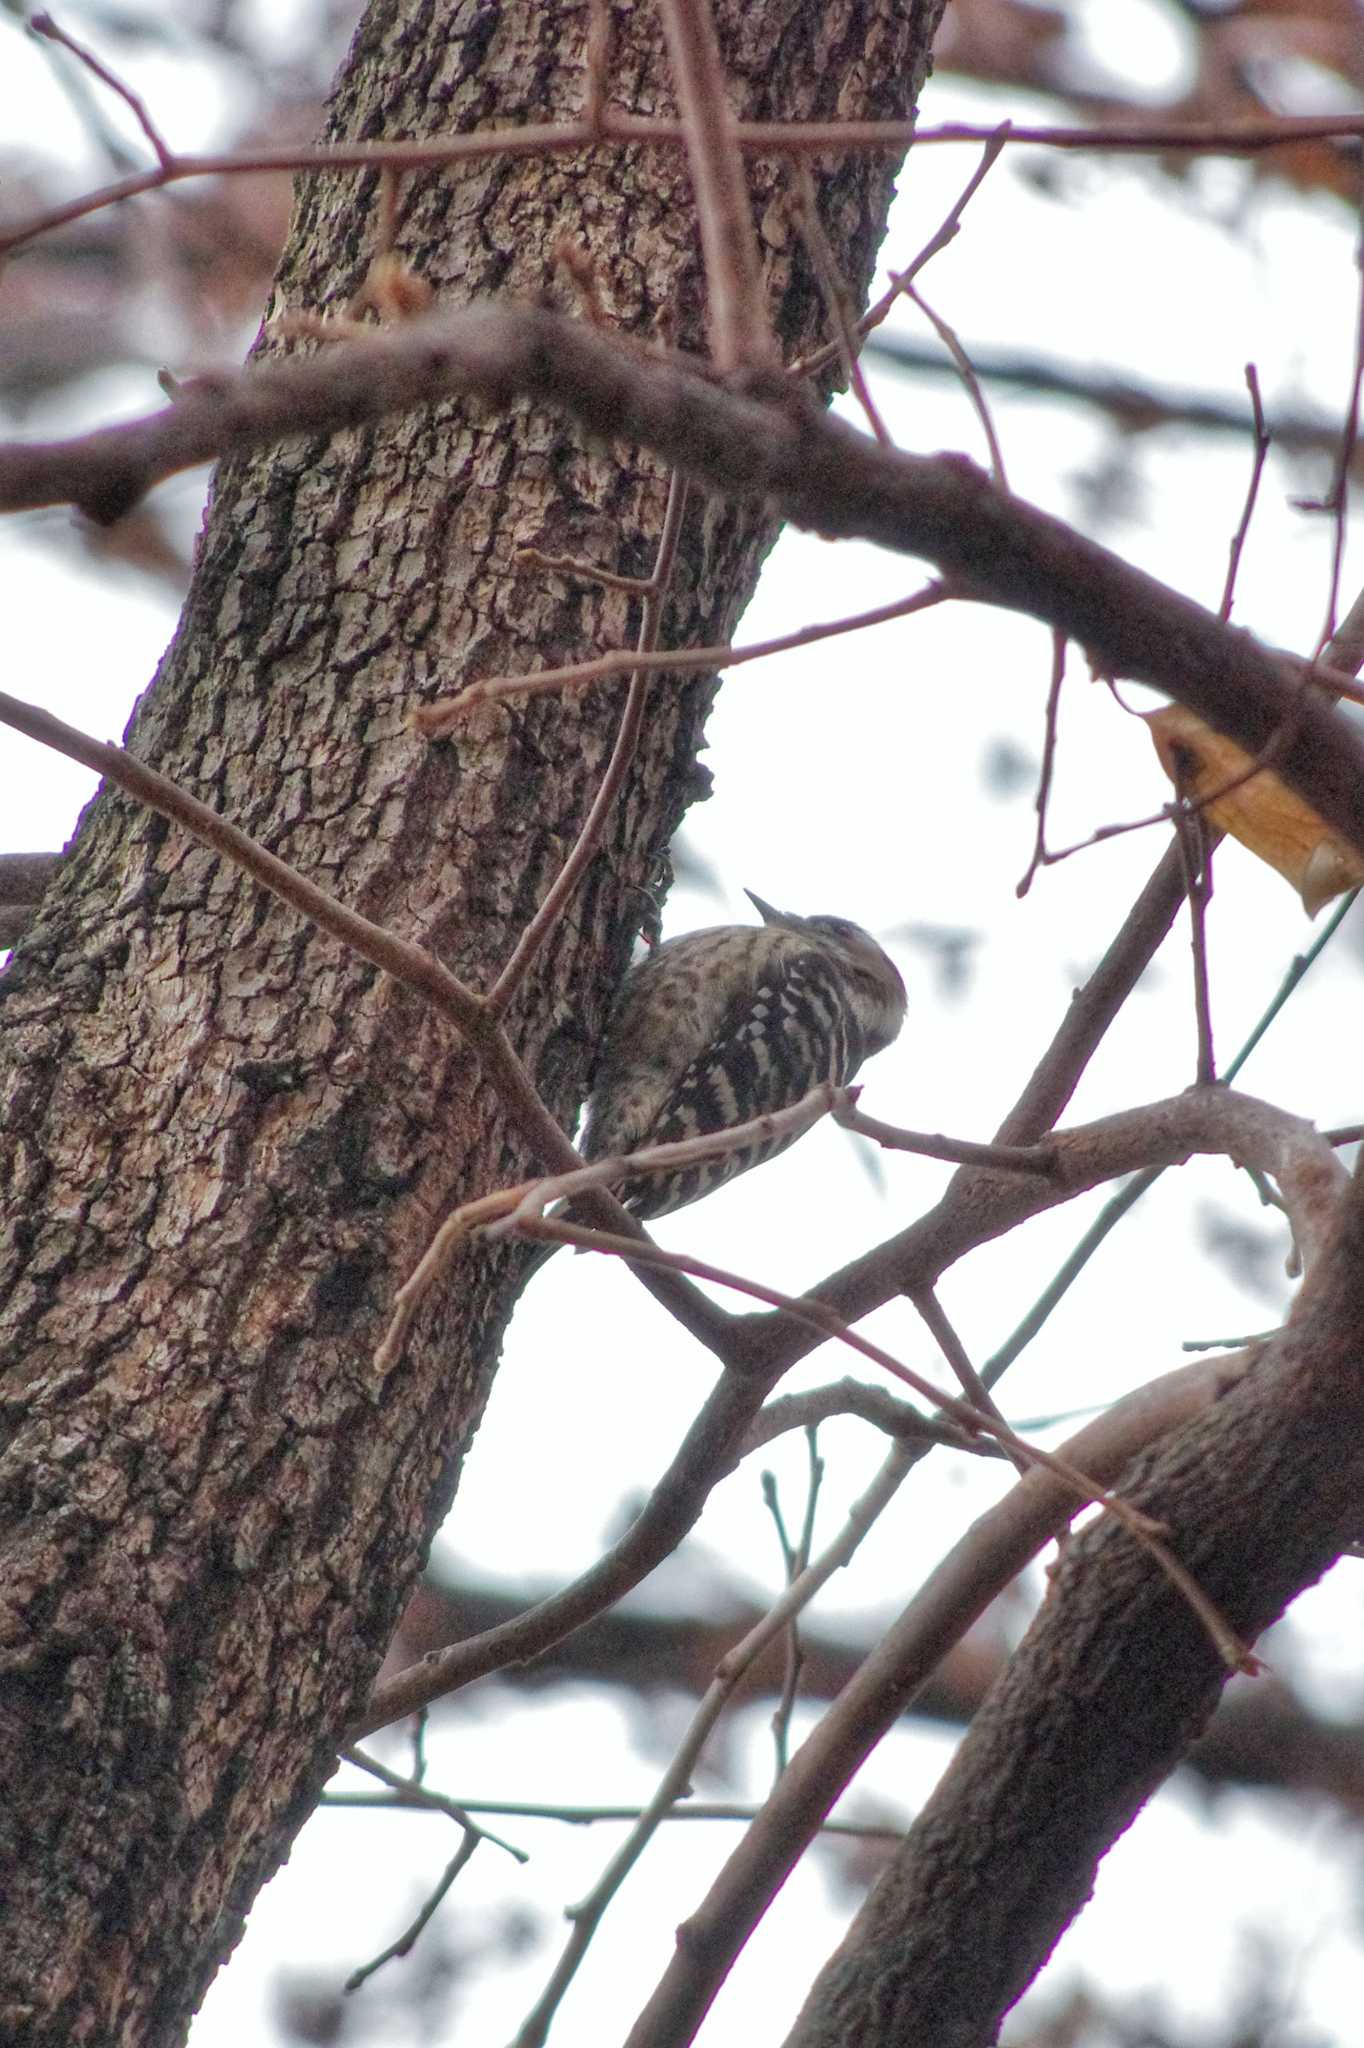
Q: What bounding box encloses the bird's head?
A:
[744,889,907,1058]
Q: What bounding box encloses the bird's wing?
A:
[589,939,857,1219]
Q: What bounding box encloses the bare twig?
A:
[582,0,612,137]
[345,1837,480,1990]
[335,1748,528,1991]
[1314,197,1364,657]
[31,11,172,167]
[0,694,472,1034]
[911,1288,1029,1477]
[490,469,690,1009]
[512,548,652,593]
[325,1792,905,1835]
[621,1352,1257,2048]
[762,1429,824,1777]
[793,129,1011,385]
[1037,691,1317,872]
[657,0,774,371]
[905,279,1008,489]
[1225,889,1360,1084]
[742,1380,1004,1458]
[511,1438,916,2048]
[1220,364,1269,622]
[789,165,890,443]
[9,112,1364,263]
[1322,582,1364,683]
[831,1096,1057,1174]
[1016,630,1066,897]
[988,881,1361,1382]
[984,1169,1161,1387]
[864,333,1360,467]
[339,1747,525,1861]
[413,582,948,727]
[377,1083,841,1377]
[1171,775,1217,1087]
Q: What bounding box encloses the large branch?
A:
[5,301,1364,864]
[613,1092,1349,2046]
[779,1168,1364,2048]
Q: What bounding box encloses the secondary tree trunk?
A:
[784,1187,1364,2048]
[0,0,944,2039]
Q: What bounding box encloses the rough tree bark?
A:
[0,0,945,2039]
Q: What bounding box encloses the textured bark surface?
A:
[0,0,944,2040]
[784,1190,1364,2048]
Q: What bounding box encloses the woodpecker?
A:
[578,889,907,1221]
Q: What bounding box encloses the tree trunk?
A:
[0,0,943,2039]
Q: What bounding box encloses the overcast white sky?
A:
[5,4,1364,2042]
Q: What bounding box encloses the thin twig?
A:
[582,0,612,137]
[912,1288,1029,1477]
[1037,696,1316,871]
[515,1214,1255,1663]
[620,1352,1257,2048]
[831,1097,1057,1174]
[1171,776,1217,1087]
[657,0,774,370]
[793,129,1010,384]
[742,1380,1005,1458]
[413,582,948,728]
[482,1084,837,1232]
[325,1793,905,1835]
[983,892,1360,1384]
[31,11,172,167]
[789,164,890,443]
[0,693,476,1034]
[1321,582,1364,683]
[10,111,1364,262]
[510,1438,917,2048]
[766,1427,824,1777]
[490,469,690,1009]
[345,1836,480,1991]
[335,1747,528,1990]
[376,1083,841,1376]
[865,332,1362,464]
[1017,630,1066,897]
[513,547,653,593]
[340,1747,526,1861]
[905,279,1008,489]
[983,1170,1161,1387]
[1224,888,1359,1082]
[1220,364,1269,622]
[1315,194,1364,657]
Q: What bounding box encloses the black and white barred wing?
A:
[590,938,863,1220]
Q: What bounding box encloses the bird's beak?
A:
[744,889,783,925]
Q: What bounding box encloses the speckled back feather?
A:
[581,906,906,1220]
